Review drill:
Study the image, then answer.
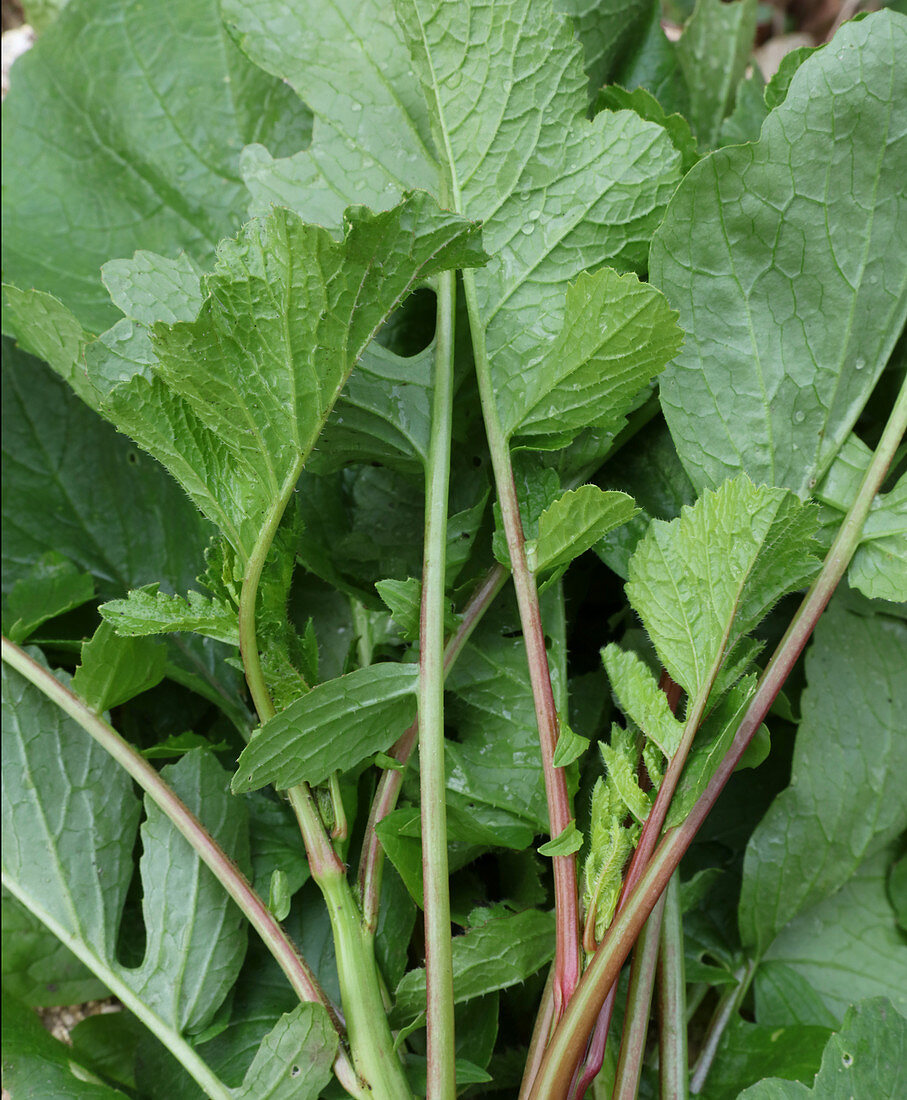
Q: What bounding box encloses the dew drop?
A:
[520,223,534,235]
[854,357,866,371]
[446,70,462,88]
[518,190,532,202]
[528,209,541,221]
[794,410,806,423]
[351,102,362,112]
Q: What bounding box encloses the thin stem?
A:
[611,892,667,1100]
[463,268,581,1017]
[520,967,557,1100]
[232,472,409,1097]
[528,376,907,1098]
[1,873,234,1100]
[358,564,507,932]
[0,637,358,1093]
[657,874,687,1100]
[689,959,755,1094]
[238,462,306,720]
[419,267,457,1100]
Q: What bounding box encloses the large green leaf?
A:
[700,1016,831,1100]
[625,475,818,703]
[650,12,907,497]
[226,0,681,450]
[764,852,907,1023]
[1,0,311,332]
[2,660,250,1050]
[739,602,907,954]
[1,342,210,598]
[553,0,653,92]
[232,664,420,792]
[397,0,682,444]
[736,998,907,1099]
[72,622,167,713]
[6,197,485,565]
[392,907,556,1020]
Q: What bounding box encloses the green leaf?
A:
[2,342,211,599]
[397,0,682,440]
[601,643,683,758]
[233,1004,338,1100]
[531,487,637,575]
[739,601,907,954]
[651,13,907,497]
[625,475,819,703]
[228,0,680,449]
[764,852,907,1023]
[504,268,684,443]
[1,0,311,332]
[267,870,291,922]
[538,821,584,857]
[665,674,761,828]
[3,552,95,644]
[141,732,230,761]
[754,962,839,1029]
[392,908,556,1021]
[100,585,239,647]
[375,578,423,641]
[2,660,250,1050]
[717,70,768,146]
[596,85,699,173]
[375,810,425,909]
[117,199,481,562]
[101,252,204,327]
[1,889,107,1007]
[72,622,167,713]
[232,664,419,792]
[445,628,549,832]
[131,751,249,1036]
[736,998,907,1099]
[551,721,590,768]
[553,0,653,92]
[847,472,907,603]
[676,0,757,149]
[0,991,128,1099]
[702,1016,832,1100]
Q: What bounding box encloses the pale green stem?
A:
[657,874,687,1100]
[689,959,756,1094]
[1,873,233,1100]
[611,892,666,1100]
[0,637,361,1097]
[419,267,458,1100]
[357,565,507,933]
[463,268,581,1017]
[528,375,907,1098]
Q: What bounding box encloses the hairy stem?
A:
[419,267,457,1100]
[358,564,507,931]
[689,959,755,1094]
[611,893,667,1100]
[463,269,581,1017]
[527,375,907,1098]
[657,874,688,1100]
[0,637,360,1096]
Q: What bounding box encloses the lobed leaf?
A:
[100,585,239,648]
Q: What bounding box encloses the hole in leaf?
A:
[374,287,436,357]
[841,1052,853,1068]
[290,1065,302,1078]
